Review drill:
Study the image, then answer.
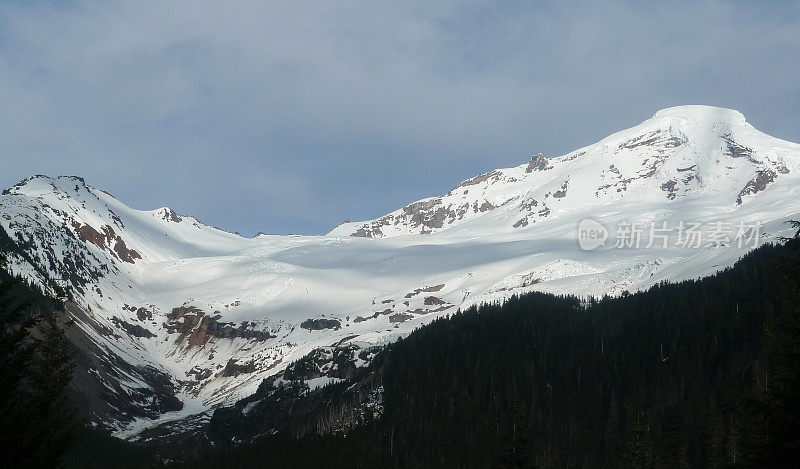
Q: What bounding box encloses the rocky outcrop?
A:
[525,154,552,172]
[300,318,342,331]
[661,180,678,200]
[159,208,183,223]
[423,296,446,306]
[164,306,275,346]
[619,130,683,150]
[71,221,141,264]
[552,179,569,199]
[389,313,414,323]
[221,359,257,377]
[349,167,513,237]
[453,170,502,190]
[722,133,759,163]
[404,284,444,298]
[737,170,776,204]
[111,316,156,338]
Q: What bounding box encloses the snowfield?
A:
[2,105,799,435]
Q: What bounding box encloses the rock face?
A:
[71,222,142,264]
[737,170,777,204]
[526,153,552,172]
[300,318,342,331]
[1,106,799,439]
[63,302,184,427]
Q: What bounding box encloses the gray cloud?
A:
[1,0,798,235]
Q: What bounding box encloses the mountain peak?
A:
[2,174,103,199]
[332,105,799,238]
[651,105,746,124]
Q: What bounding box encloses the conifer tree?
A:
[0,260,80,466]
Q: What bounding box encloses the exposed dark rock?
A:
[300,318,342,331]
[473,201,496,213]
[552,179,569,199]
[424,296,447,306]
[136,307,153,321]
[164,306,205,334]
[351,170,509,237]
[389,313,414,323]
[737,170,776,204]
[333,335,360,347]
[404,284,445,298]
[722,133,759,164]
[160,208,183,223]
[113,236,141,263]
[63,302,183,431]
[520,198,539,211]
[221,359,256,377]
[164,306,275,346]
[351,216,392,238]
[71,222,141,264]
[72,222,107,248]
[525,153,552,172]
[563,150,587,161]
[111,316,156,338]
[661,180,678,200]
[187,366,213,381]
[403,198,449,232]
[620,130,684,150]
[453,170,502,190]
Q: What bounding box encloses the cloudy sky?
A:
[1,1,798,235]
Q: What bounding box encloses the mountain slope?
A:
[1,105,799,436]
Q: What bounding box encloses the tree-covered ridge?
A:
[195,237,800,468]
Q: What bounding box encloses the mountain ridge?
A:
[330,105,799,238]
[1,105,799,437]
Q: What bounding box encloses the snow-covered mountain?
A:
[331,106,796,238]
[1,105,799,437]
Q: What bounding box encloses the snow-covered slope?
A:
[2,105,799,436]
[331,106,797,238]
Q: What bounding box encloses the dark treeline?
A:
[195,235,800,468]
[0,252,82,467]
[1,237,159,468]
